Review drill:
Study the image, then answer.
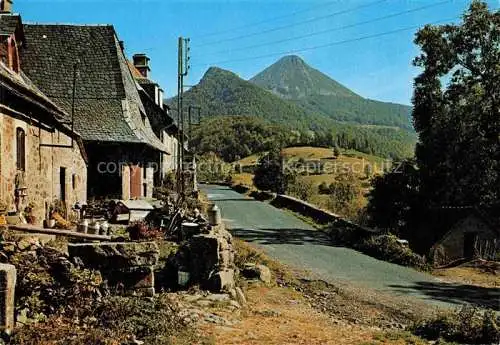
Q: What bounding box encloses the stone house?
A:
[20,23,169,200]
[0,9,87,225]
[428,207,499,264]
[128,54,180,185]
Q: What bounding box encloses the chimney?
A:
[119,40,125,52]
[0,0,13,13]
[133,53,150,79]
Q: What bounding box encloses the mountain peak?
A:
[250,55,357,100]
[277,55,306,65]
[203,66,237,78]
[250,55,412,129]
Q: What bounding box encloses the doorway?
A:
[463,232,478,259]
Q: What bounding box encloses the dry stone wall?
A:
[68,241,159,296]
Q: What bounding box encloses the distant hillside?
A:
[171,67,335,131]
[250,55,413,130]
[192,115,416,161]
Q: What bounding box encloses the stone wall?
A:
[68,241,159,296]
[0,113,87,225]
[437,215,499,262]
[176,226,236,292]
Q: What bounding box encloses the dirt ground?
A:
[200,283,429,345]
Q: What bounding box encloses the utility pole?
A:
[176,37,190,198]
[188,105,201,193]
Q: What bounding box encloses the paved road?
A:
[201,184,499,310]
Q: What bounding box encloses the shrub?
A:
[287,177,314,201]
[11,295,209,345]
[412,305,500,344]
[318,181,330,194]
[327,227,427,270]
[360,234,427,270]
[127,221,163,241]
[8,246,104,320]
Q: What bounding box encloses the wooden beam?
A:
[5,224,112,241]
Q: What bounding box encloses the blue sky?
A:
[17,0,498,105]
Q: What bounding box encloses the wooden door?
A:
[130,165,142,199]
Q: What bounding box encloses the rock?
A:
[209,269,235,292]
[68,242,159,270]
[196,299,212,307]
[204,313,230,325]
[1,243,15,253]
[183,294,203,303]
[242,263,272,284]
[206,293,230,302]
[229,300,241,309]
[106,266,155,290]
[16,238,32,251]
[235,287,247,306]
[0,264,16,333]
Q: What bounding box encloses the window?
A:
[16,128,25,171]
[72,174,77,190]
[60,167,67,202]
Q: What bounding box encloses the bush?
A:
[327,227,427,270]
[287,177,314,201]
[360,234,428,270]
[412,305,500,344]
[318,181,330,194]
[11,295,209,345]
[8,245,104,320]
[127,221,163,241]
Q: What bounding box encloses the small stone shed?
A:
[430,207,499,264]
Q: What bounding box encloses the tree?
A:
[327,169,363,219]
[412,0,499,207]
[287,176,314,201]
[367,160,421,235]
[253,148,287,193]
[333,145,341,158]
[367,1,499,248]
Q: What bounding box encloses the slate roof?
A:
[127,59,176,133]
[0,62,88,162]
[20,24,167,152]
[0,61,68,122]
[0,14,22,36]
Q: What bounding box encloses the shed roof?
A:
[20,23,167,152]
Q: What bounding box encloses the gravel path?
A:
[201,184,499,310]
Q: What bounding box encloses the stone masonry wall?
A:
[68,241,159,296]
[0,112,87,225]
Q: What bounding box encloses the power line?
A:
[192,17,459,68]
[197,0,453,58]
[192,1,339,40]
[193,0,387,48]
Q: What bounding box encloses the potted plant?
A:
[24,203,36,225]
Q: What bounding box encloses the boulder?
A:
[242,263,272,284]
[209,269,235,292]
